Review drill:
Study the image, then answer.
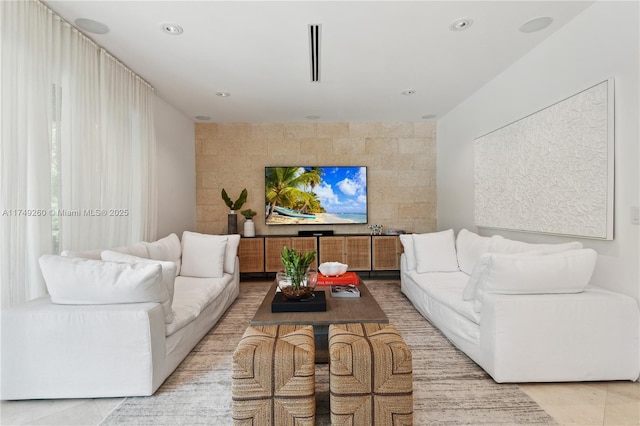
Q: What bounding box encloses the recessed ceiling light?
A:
[74,18,109,35]
[449,18,473,32]
[519,17,553,33]
[422,114,437,120]
[216,91,231,97]
[402,90,416,96]
[195,116,211,121]
[161,23,183,35]
[305,114,320,120]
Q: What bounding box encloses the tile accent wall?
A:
[195,121,437,236]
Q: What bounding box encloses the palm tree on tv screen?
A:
[265,167,323,219]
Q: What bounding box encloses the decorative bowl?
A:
[276,271,318,300]
[318,262,348,276]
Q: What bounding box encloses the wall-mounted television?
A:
[265,166,367,225]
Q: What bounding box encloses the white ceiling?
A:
[43,1,594,123]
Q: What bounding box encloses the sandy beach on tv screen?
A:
[265,212,355,225]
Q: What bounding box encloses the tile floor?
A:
[1,381,638,425]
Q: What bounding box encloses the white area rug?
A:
[101,281,557,425]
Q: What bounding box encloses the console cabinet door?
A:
[238,237,265,273]
[319,236,371,271]
[372,235,403,271]
[265,237,318,272]
[345,236,371,271]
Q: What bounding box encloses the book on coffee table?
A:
[317,272,360,286]
[330,285,360,298]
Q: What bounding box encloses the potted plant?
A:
[221,188,247,234]
[241,209,257,237]
[278,246,317,300]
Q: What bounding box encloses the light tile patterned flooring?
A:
[1,380,638,425]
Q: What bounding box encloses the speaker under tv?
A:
[265,166,367,226]
[298,230,334,236]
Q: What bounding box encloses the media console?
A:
[237,234,403,275]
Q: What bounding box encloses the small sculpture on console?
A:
[367,224,383,235]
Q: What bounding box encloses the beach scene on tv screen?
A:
[265,166,367,225]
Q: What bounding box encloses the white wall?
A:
[154,96,196,238]
[437,1,639,301]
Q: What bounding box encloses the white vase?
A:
[243,219,255,237]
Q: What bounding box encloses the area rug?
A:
[101,281,557,425]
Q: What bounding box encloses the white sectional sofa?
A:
[400,228,640,383]
[1,231,240,400]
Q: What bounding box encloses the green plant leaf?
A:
[221,189,233,209]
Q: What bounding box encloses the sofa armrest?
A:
[1,296,167,399]
[478,286,640,382]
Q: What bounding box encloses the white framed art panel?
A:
[474,79,614,240]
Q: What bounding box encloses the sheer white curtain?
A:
[1,0,157,307]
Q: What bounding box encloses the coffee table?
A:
[251,278,388,362]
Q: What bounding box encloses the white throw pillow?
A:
[399,234,416,270]
[224,234,241,274]
[472,249,597,312]
[39,255,167,307]
[180,231,227,278]
[144,233,182,275]
[413,229,459,273]
[455,229,500,275]
[101,250,176,323]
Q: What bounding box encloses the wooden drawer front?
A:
[345,236,371,271]
[265,237,292,272]
[290,237,318,271]
[372,236,402,271]
[319,237,345,264]
[238,238,265,273]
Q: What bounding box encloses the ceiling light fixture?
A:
[74,18,109,35]
[195,116,211,121]
[422,114,437,120]
[402,90,416,96]
[449,18,473,31]
[216,92,230,97]
[519,17,553,33]
[161,23,183,35]
[305,114,320,120]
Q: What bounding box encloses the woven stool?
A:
[232,325,315,425]
[329,323,413,425]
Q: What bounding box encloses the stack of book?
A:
[317,272,361,298]
[316,271,359,286]
[330,284,360,298]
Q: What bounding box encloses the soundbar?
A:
[298,230,334,237]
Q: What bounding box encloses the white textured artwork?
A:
[474,80,613,239]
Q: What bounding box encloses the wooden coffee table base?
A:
[250,280,388,363]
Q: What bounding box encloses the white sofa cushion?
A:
[463,239,585,301]
[413,229,459,273]
[111,242,150,259]
[60,249,103,260]
[101,250,177,323]
[144,233,182,276]
[180,232,227,278]
[61,242,150,260]
[166,274,233,336]
[39,255,168,307]
[399,234,416,271]
[455,229,502,275]
[488,238,583,255]
[472,249,598,312]
[224,234,241,274]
